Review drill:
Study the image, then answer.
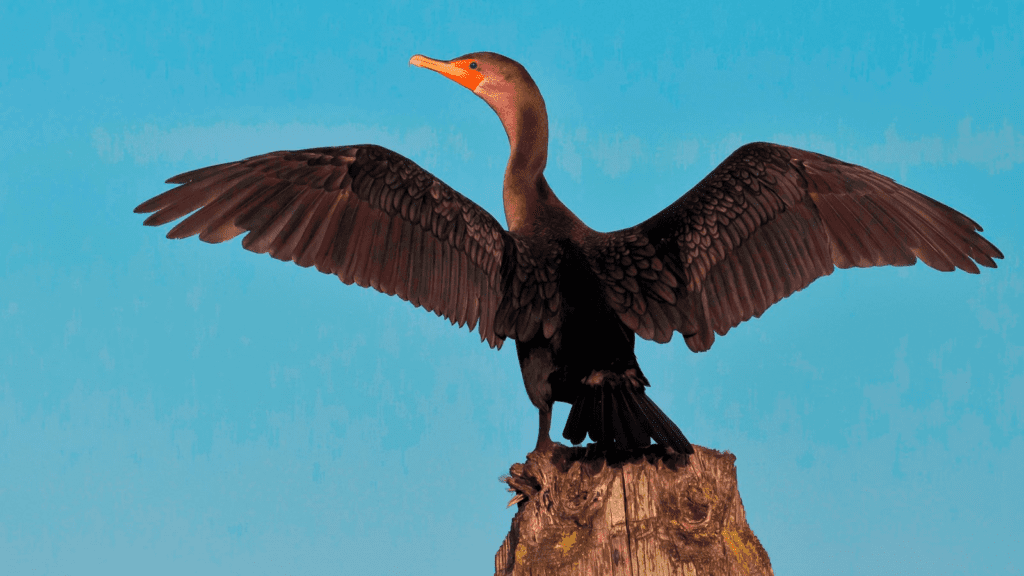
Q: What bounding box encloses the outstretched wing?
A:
[589,142,1003,351]
[135,145,510,348]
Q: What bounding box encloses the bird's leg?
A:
[504,405,556,509]
[534,404,555,452]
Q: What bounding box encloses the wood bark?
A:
[495,444,771,576]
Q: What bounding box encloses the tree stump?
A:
[495,444,771,576]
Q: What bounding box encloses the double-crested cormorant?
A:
[135,52,1003,456]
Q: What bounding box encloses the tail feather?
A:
[614,385,650,448]
[564,392,590,445]
[562,372,693,454]
[595,383,612,445]
[637,392,693,454]
[605,384,623,446]
[631,388,672,447]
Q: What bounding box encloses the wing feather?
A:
[588,142,1002,352]
[135,145,511,347]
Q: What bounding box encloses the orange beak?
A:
[410,54,485,92]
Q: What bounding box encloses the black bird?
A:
[135,52,1003,456]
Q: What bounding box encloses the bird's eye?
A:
[469,62,478,69]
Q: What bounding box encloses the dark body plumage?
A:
[135,52,1003,456]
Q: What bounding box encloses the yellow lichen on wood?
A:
[515,542,527,565]
[556,531,577,555]
[722,527,758,574]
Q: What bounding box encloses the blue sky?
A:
[1,1,1021,574]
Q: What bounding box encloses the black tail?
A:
[563,373,694,454]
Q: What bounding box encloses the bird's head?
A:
[409,52,543,135]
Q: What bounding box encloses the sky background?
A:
[1,1,1022,575]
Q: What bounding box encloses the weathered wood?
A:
[496,444,771,576]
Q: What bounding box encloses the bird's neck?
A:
[503,98,548,179]
[492,90,579,235]
[502,101,548,232]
